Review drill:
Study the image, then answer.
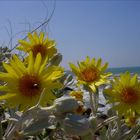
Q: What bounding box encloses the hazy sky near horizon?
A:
[0,0,140,68]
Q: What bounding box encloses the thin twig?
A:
[10,0,56,52]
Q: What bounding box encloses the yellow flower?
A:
[125,110,137,127]
[69,56,111,92]
[69,91,83,101]
[0,52,64,110]
[17,32,57,60]
[69,91,85,114]
[104,72,140,116]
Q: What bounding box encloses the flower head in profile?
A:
[17,32,57,60]
[69,56,111,92]
[69,90,85,114]
[69,90,83,101]
[125,110,138,127]
[104,72,140,116]
[0,52,64,110]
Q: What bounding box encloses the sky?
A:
[0,0,140,69]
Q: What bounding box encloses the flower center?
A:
[121,87,138,104]
[80,68,99,82]
[33,44,47,58]
[19,74,41,97]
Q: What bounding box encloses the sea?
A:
[106,66,140,75]
[66,66,140,76]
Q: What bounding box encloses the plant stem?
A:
[89,92,96,117]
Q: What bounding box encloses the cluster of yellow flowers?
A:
[0,32,63,110]
[0,31,140,129]
[70,57,140,126]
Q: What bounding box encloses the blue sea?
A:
[107,66,140,75]
[66,66,140,76]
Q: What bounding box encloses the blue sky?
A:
[0,0,140,68]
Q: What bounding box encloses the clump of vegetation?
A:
[0,31,140,140]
